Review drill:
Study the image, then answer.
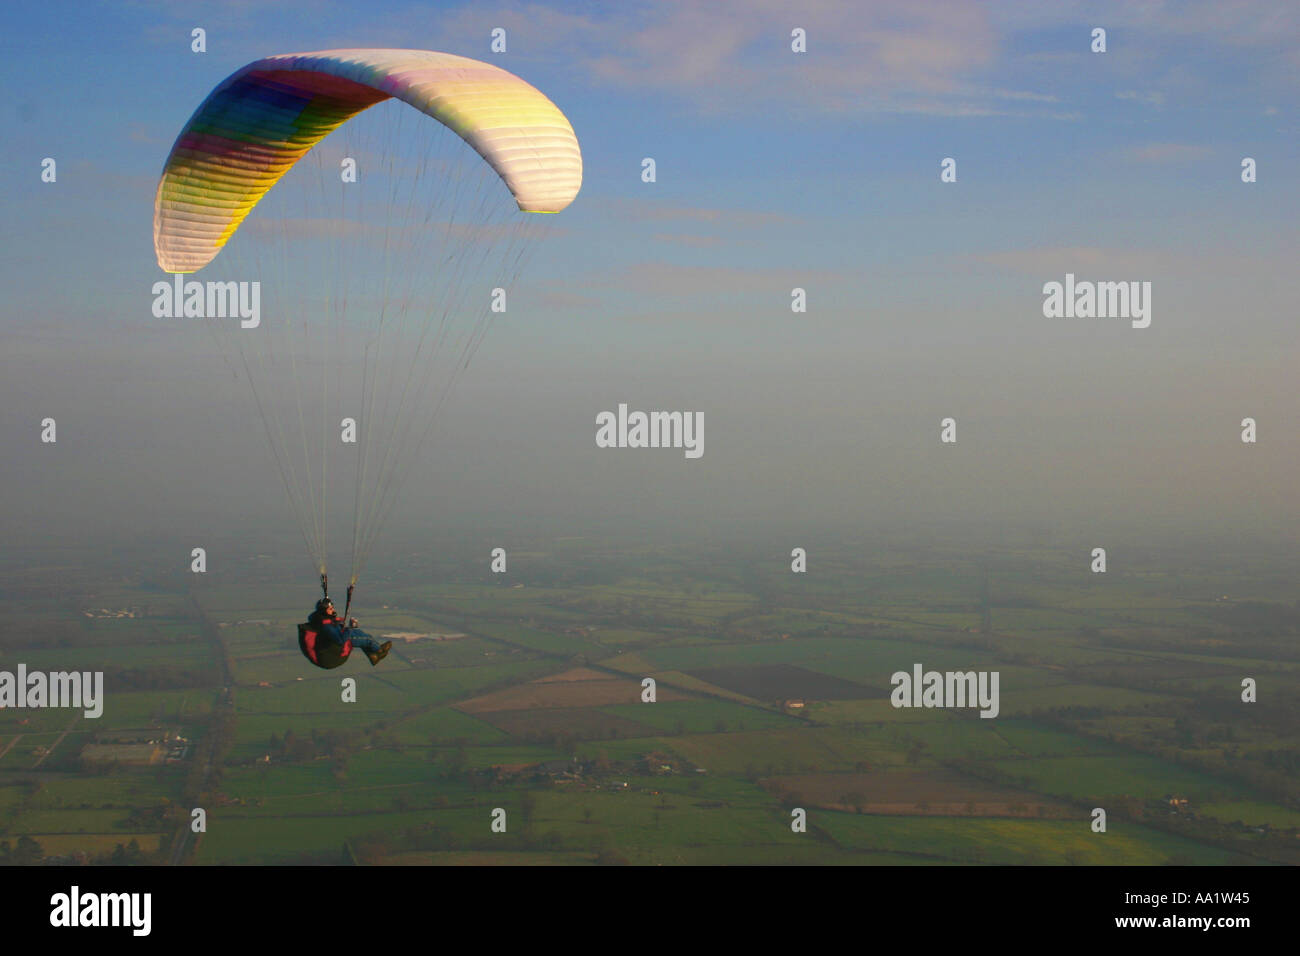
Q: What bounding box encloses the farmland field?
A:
[2,535,1298,868]
[687,664,875,701]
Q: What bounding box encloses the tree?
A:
[13,835,43,866]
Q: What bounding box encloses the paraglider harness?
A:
[297,576,354,670]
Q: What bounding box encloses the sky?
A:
[1,0,1297,574]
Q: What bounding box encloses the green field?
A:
[814,813,1253,864]
[4,538,1299,866]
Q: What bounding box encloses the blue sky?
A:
[4,0,1294,328]
[2,1,1297,551]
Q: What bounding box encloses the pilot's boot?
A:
[366,641,392,666]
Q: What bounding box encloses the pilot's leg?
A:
[346,629,381,655]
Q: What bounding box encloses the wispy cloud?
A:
[588,261,849,298]
[973,245,1143,275]
[652,233,728,248]
[971,242,1297,278]
[603,197,799,229]
[1116,90,1166,108]
[427,0,1004,116]
[1125,142,1211,163]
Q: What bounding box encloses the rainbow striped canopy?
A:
[154,48,582,273]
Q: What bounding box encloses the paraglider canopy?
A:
[154,48,582,273]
